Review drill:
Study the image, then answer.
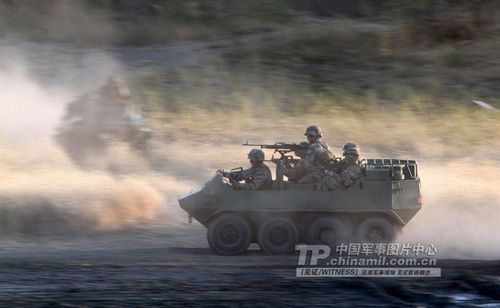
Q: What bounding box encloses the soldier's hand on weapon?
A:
[223,174,240,189]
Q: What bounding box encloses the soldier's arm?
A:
[230,168,250,182]
[286,158,307,179]
[320,140,336,159]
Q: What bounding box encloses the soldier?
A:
[319,143,361,191]
[225,149,272,190]
[342,142,358,152]
[280,141,309,182]
[297,125,335,185]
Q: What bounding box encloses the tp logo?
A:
[296,245,331,266]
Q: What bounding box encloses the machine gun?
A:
[242,142,308,165]
[243,142,309,190]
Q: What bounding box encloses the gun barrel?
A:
[242,143,280,148]
[242,142,308,150]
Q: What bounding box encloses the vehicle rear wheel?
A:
[307,217,351,247]
[258,217,299,255]
[207,214,251,255]
[356,217,396,243]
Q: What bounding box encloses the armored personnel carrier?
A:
[179,153,422,256]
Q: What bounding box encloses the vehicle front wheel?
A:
[356,217,396,243]
[207,214,251,255]
[258,217,299,255]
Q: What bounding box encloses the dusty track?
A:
[1,222,499,306]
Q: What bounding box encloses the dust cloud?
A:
[0,57,171,235]
[0,131,170,236]
[0,62,67,141]
[399,160,500,260]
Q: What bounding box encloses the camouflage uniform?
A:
[319,163,361,191]
[298,140,334,185]
[283,158,308,182]
[230,149,272,190]
[236,164,273,190]
[293,125,333,185]
[281,141,309,182]
[319,143,361,191]
[305,140,335,167]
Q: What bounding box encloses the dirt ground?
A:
[1,220,499,307]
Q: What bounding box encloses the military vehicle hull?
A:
[179,160,422,255]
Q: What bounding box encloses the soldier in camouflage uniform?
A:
[280,141,310,182]
[297,125,335,185]
[229,149,273,190]
[319,143,361,191]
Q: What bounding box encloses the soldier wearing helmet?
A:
[343,142,358,152]
[280,141,310,182]
[224,148,272,190]
[304,125,335,167]
[297,125,335,185]
[319,142,361,191]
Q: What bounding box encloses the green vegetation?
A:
[124,10,499,159]
[2,1,498,157]
[129,15,499,113]
[0,0,295,44]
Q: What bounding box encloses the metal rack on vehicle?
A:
[362,159,418,179]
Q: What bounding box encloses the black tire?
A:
[356,217,396,243]
[307,217,351,247]
[258,217,299,255]
[207,214,251,255]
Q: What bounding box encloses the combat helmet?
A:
[343,142,358,151]
[343,144,360,157]
[248,148,265,163]
[304,125,322,137]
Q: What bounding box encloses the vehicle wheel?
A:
[307,217,351,247]
[258,217,299,255]
[356,217,396,243]
[207,214,251,255]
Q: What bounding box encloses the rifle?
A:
[219,167,255,185]
[219,167,244,182]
